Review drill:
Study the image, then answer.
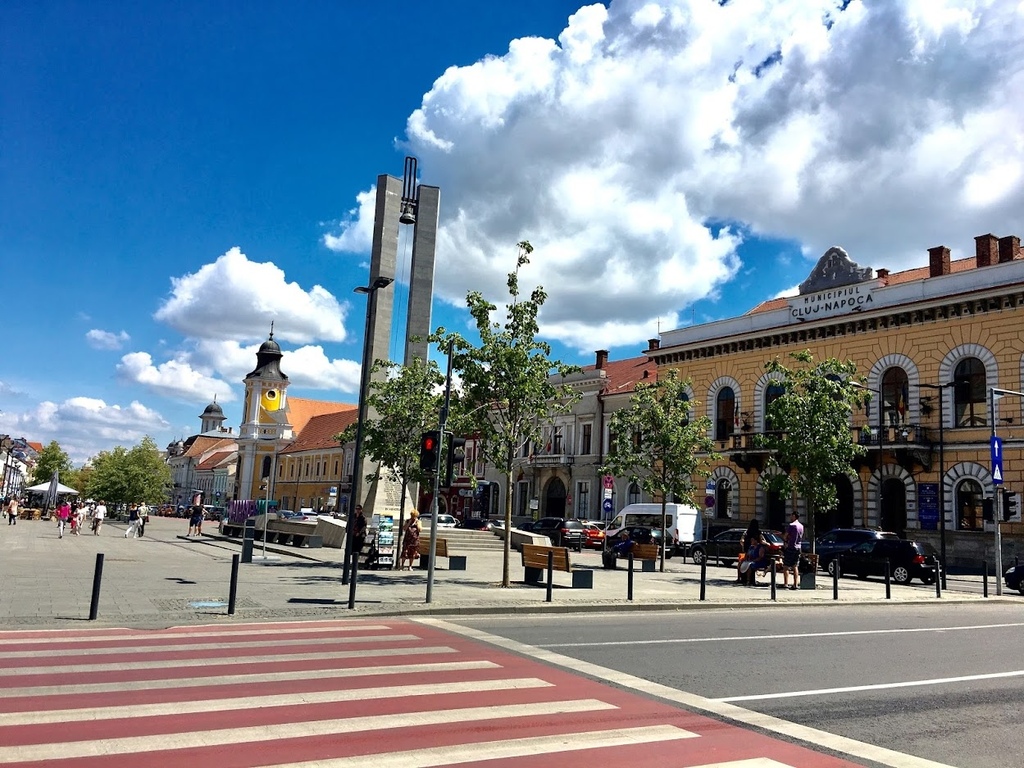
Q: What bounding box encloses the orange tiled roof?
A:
[748,255,986,315]
[286,397,356,437]
[580,355,657,396]
[184,436,234,459]
[281,409,359,454]
[195,450,236,471]
[26,442,43,453]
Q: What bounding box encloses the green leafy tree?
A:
[30,441,73,485]
[601,369,719,571]
[86,436,172,507]
[336,357,446,562]
[755,350,870,544]
[435,241,581,587]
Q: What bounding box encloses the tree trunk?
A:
[501,467,513,587]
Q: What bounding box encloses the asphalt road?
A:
[452,603,1024,768]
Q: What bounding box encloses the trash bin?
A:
[800,553,818,589]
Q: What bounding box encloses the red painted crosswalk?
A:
[0,619,865,767]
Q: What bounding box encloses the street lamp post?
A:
[342,276,394,607]
[920,381,954,588]
[988,386,1024,597]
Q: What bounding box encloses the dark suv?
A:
[837,539,939,584]
[816,528,899,576]
[532,517,585,551]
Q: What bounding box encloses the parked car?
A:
[421,513,459,528]
[689,528,784,567]
[836,539,939,584]
[278,509,315,522]
[580,522,606,550]
[816,528,900,576]
[605,526,671,556]
[518,520,539,533]
[461,517,492,530]
[1004,563,1024,595]
[532,517,585,551]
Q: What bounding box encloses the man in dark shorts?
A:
[783,509,804,590]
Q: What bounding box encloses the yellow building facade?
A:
[652,234,1024,566]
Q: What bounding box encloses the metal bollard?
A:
[89,553,104,621]
[934,556,942,598]
[545,550,553,603]
[770,560,777,602]
[347,542,359,610]
[885,559,891,600]
[699,557,706,601]
[627,553,635,601]
[983,560,989,598]
[832,559,839,600]
[228,553,240,615]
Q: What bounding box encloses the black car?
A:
[532,517,585,551]
[689,528,785,567]
[836,539,939,584]
[816,528,899,576]
[1004,563,1024,595]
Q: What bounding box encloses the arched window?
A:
[260,456,272,480]
[678,392,690,426]
[956,479,983,530]
[764,383,785,432]
[716,387,735,440]
[881,367,909,426]
[954,358,987,427]
[628,482,641,506]
[715,479,732,519]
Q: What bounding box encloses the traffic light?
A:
[419,430,440,472]
[1003,490,1021,522]
[443,435,467,488]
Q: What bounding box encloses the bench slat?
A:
[521,544,571,572]
[417,538,449,558]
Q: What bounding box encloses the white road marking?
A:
[264,724,701,767]
[5,677,553,726]
[717,669,1024,702]
[1,633,419,658]
[421,618,958,768]
[0,645,456,677]
[0,699,617,763]
[0,624,392,646]
[0,660,499,699]
[539,621,1024,647]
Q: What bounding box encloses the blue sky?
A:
[2,0,1022,464]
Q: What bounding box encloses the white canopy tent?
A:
[25,481,80,495]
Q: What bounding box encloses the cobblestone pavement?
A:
[0,516,1004,630]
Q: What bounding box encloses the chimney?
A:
[876,268,889,279]
[998,235,1020,264]
[647,338,660,351]
[642,369,650,379]
[595,350,608,370]
[928,246,950,277]
[975,234,998,268]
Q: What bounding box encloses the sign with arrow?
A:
[991,436,1004,485]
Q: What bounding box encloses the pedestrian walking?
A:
[124,505,141,539]
[56,501,71,538]
[6,496,18,525]
[782,510,804,591]
[74,503,86,535]
[351,505,367,565]
[92,501,106,535]
[138,504,149,537]
[399,510,421,571]
[187,505,204,537]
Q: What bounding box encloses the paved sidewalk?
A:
[0,516,1008,630]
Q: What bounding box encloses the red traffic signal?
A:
[419,430,440,472]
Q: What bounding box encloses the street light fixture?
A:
[341,275,394,608]
[920,381,955,587]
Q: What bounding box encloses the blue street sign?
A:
[991,436,1004,485]
[602,498,614,514]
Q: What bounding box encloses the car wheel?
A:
[826,558,839,577]
[893,566,911,584]
[691,548,706,566]
[722,559,734,569]
[922,575,936,585]
[1018,584,1024,596]
[856,571,868,580]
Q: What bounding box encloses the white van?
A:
[604,503,703,557]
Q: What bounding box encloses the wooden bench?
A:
[417,537,467,570]
[631,543,659,572]
[521,544,593,589]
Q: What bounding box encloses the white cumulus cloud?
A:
[116,351,238,404]
[85,329,131,350]
[154,247,349,345]
[325,0,1024,350]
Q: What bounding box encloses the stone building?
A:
[650,233,1024,566]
